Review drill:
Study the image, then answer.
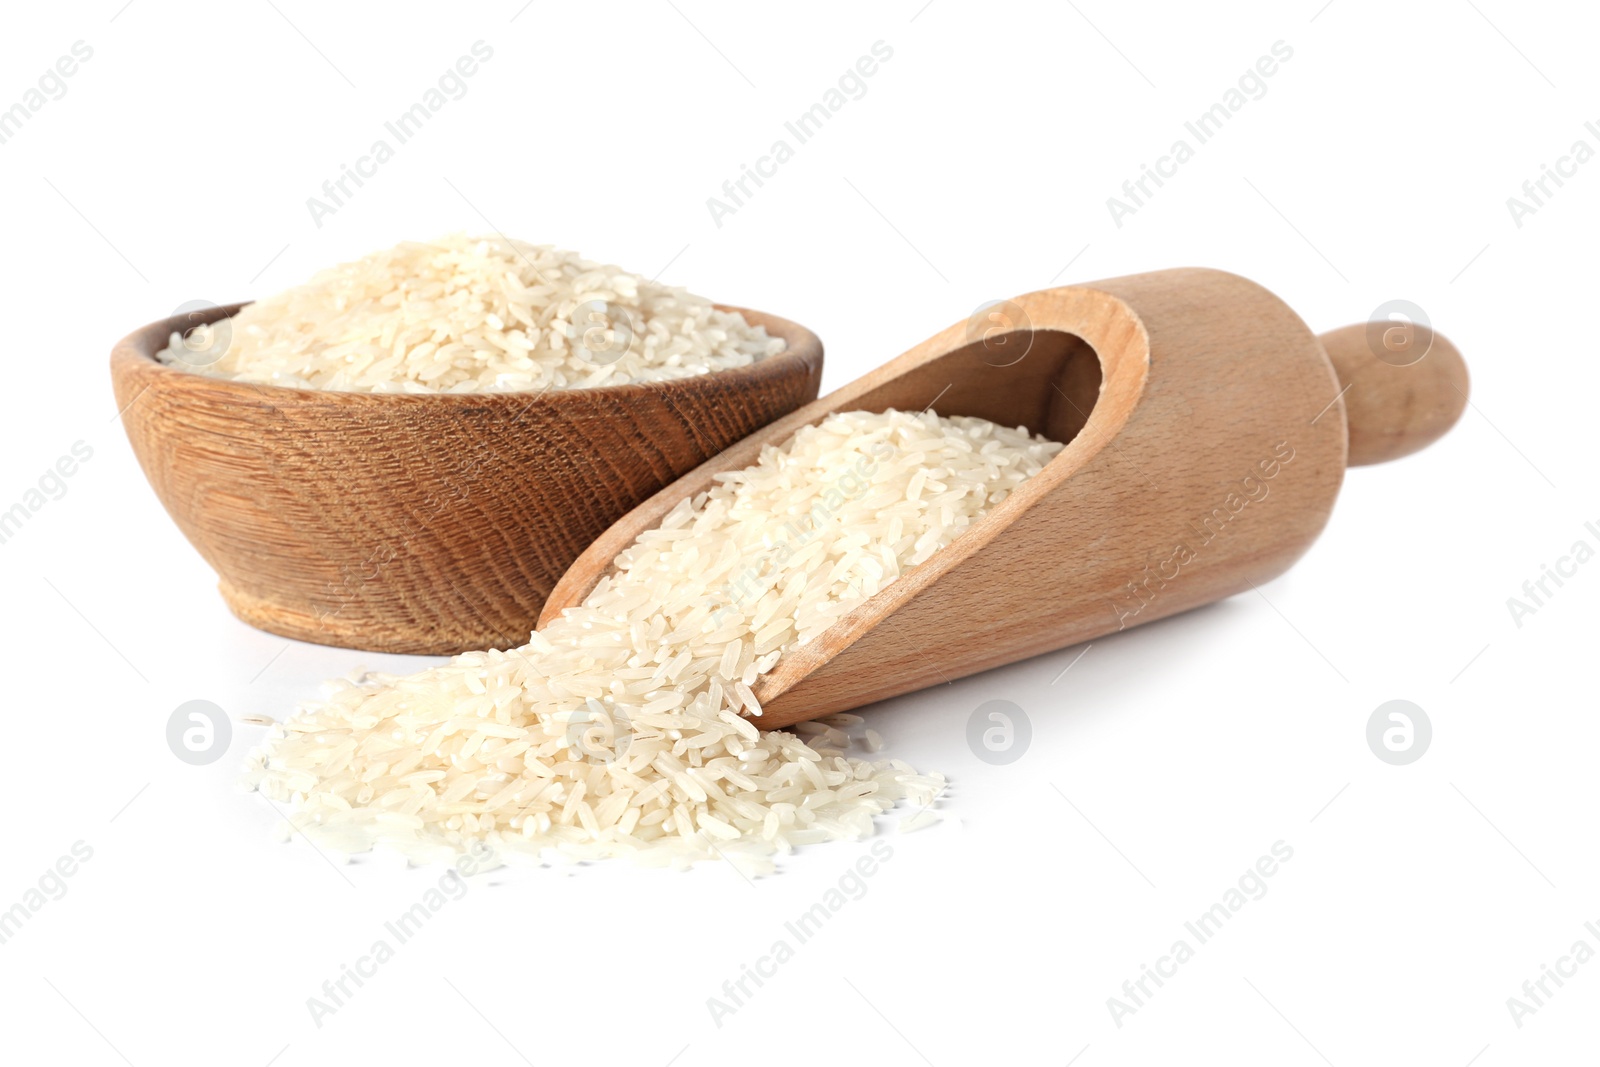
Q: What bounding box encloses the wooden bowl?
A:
[111,303,823,654]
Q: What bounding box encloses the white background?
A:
[1,2,1595,1064]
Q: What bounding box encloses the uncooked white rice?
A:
[157,234,785,393]
[245,409,1063,872]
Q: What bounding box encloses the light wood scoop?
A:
[539,268,1469,728]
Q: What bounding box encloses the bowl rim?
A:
[110,300,823,407]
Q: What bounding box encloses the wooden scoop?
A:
[540,268,1469,728]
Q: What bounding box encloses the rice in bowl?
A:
[158,234,785,393]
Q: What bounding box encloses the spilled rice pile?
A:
[245,409,1062,872]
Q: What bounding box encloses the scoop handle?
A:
[1317,322,1470,466]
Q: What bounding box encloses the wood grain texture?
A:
[1318,323,1469,465]
[543,268,1456,728]
[111,303,823,654]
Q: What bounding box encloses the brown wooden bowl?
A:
[111,303,823,654]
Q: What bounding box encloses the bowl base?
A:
[218,580,515,656]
